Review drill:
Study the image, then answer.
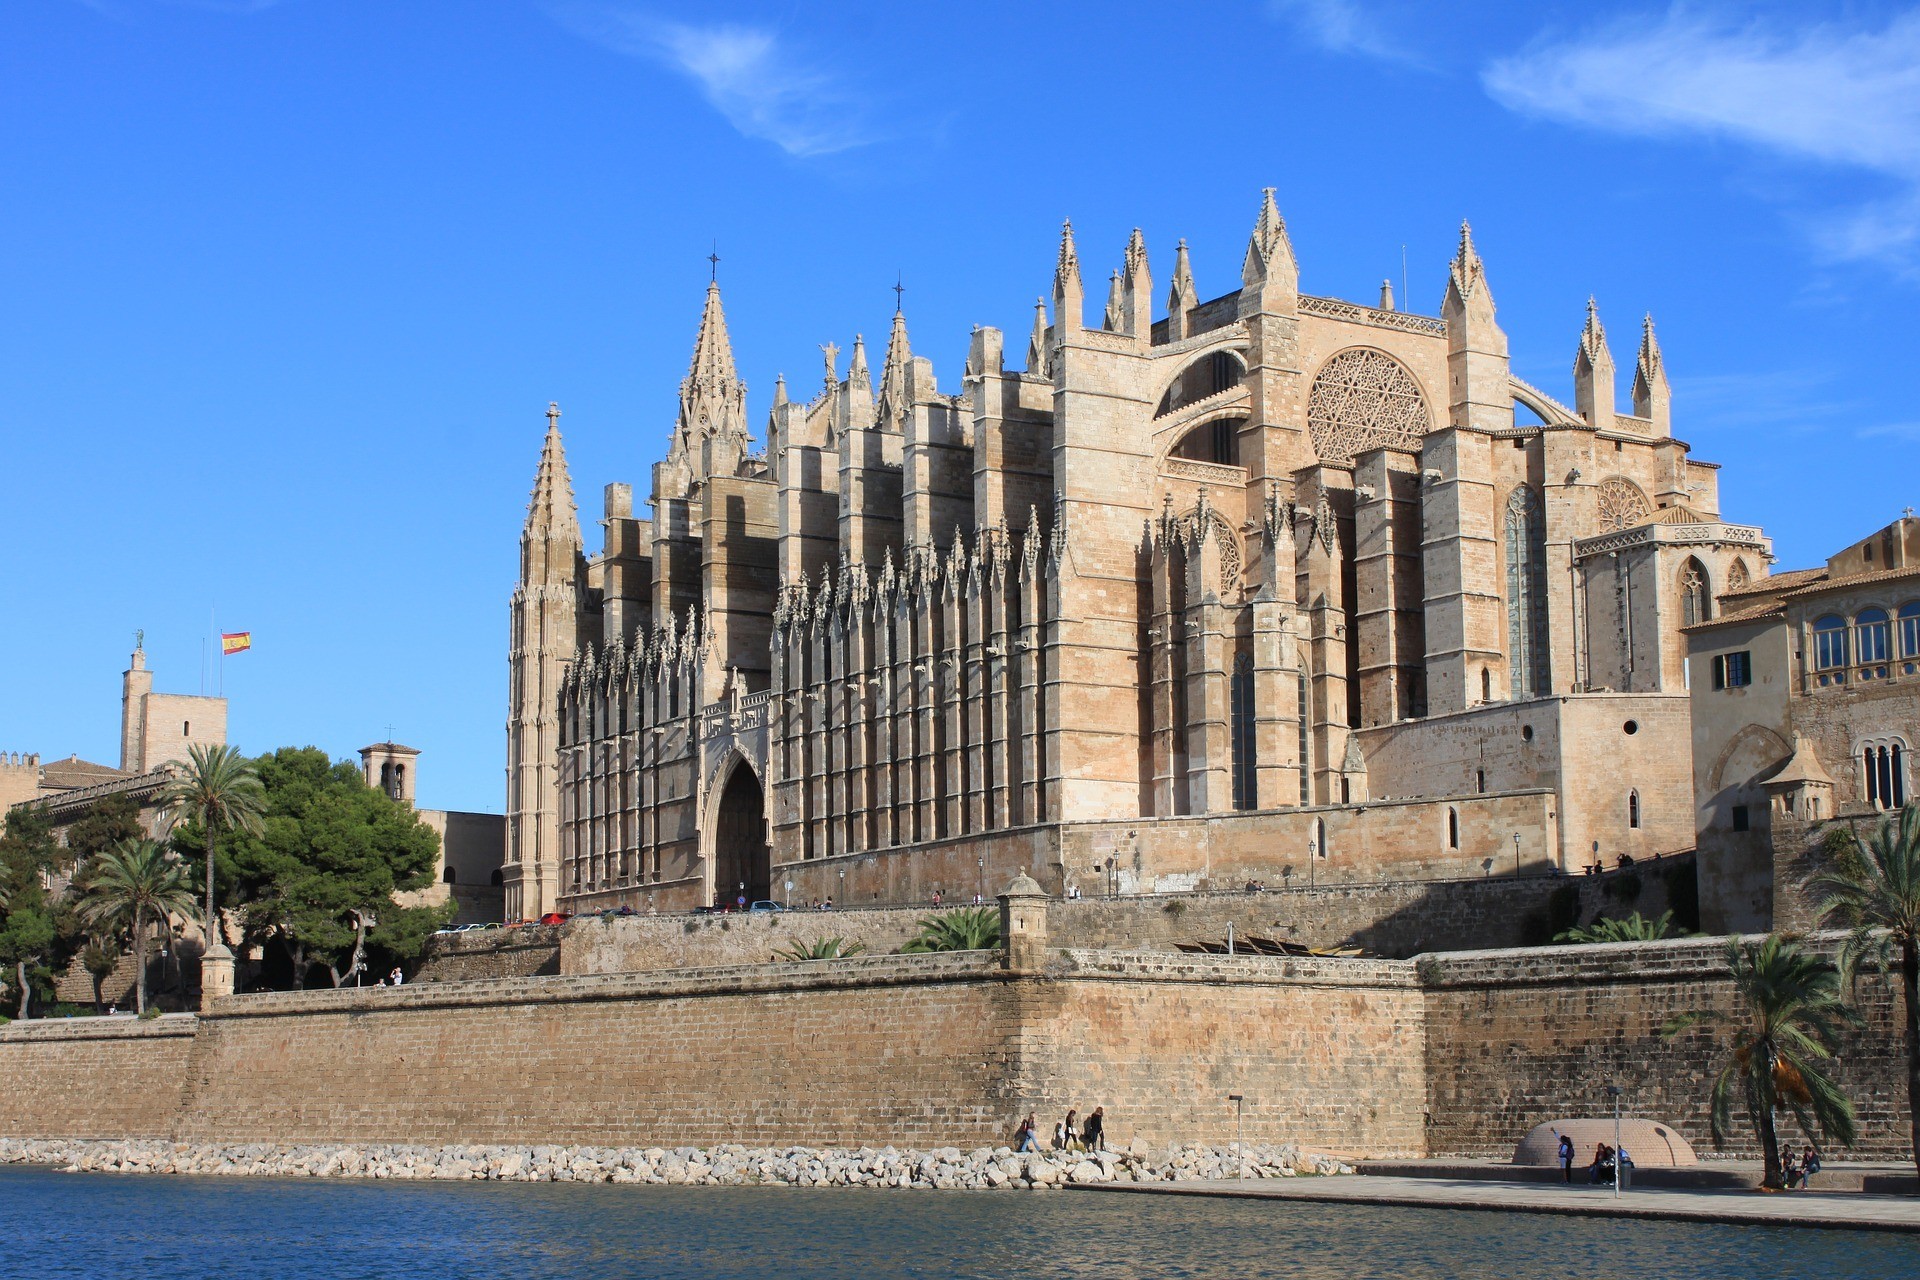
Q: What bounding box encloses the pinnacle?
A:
[848,333,870,384]
[879,308,911,421]
[1027,298,1048,374]
[524,403,582,551]
[1243,186,1295,284]
[686,279,740,388]
[1055,218,1080,286]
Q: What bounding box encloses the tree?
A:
[76,838,197,1015]
[1803,802,1920,1187]
[1666,935,1859,1189]
[79,940,119,1012]
[158,743,266,948]
[62,792,144,864]
[0,807,63,1019]
[775,936,868,962]
[207,748,445,989]
[901,906,1001,953]
[1555,910,1676,945]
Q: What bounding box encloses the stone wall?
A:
[1421,935,1914,1159]
[0,1014,196,1139]
[419,855,1692,981]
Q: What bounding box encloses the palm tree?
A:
[774,936,868,962]
[158,744,266,951]
[1666,935,1859,1189]
[1555,910,1676,944]
[80,940,120,1012]
[1804,802,1920,1185]
[901,906,1001,953]
[77,838,198,1014]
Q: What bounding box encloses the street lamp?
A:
[1607,1084,1623,1198]
[1307,839,1317,888]
[1513,832,1522,877]
[1228,1095,1246,1179]
[977,855,985,905]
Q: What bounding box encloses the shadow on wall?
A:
[1344,855,1699,957]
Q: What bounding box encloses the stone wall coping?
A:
[0,1013,199,1043]
[1055,948,1420,989]
[207,951,1001,1019]
[426,924,562,956]
[1415,931,1859,989]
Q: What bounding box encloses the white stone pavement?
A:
[1076,1173,1920,1234]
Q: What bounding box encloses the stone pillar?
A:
[199,942,234,1012]
[998,872,1050,973]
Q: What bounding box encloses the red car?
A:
[538,911,572,926]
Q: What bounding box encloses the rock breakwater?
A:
[0,1138,1351,1189]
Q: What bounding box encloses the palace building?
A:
[503,191,1771,921]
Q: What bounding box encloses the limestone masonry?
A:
[505,192,1769,922]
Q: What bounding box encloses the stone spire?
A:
[522,401,583,582]
[1239,187,1298,314]
[1026,298,1050,376]
[1169,239,1196,312]
[878,308,911,428]
[1441,220,1509,433]
[674,281,750,480]
[1573,296,1616,427]
[848,332,871,391]
[1445,221,1491,310]
[1103,269,1125,332]
[1120,227,1151,339]
[1378,279,1395,311]
[1633,313,1671,436]
[1053,219,1083,335]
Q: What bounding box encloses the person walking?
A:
[1015,1114,1038,1153]
[1063,1109,1080,1153]
[1557,1132,1574,1183]
[1052,1119,1067,1151]
[1083,1107,1105,1152]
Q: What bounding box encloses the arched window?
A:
[1481,669,1493,704]
[1447,806,1460,849]
[1857,608,1891,664]
[1476,768,1486,794]
[1230,655,1256,811]
[1305,347,1430,465]
[1900,602,1920,660]
[1505,488,1549,699]
[1313,818,1328,859]
[1680,559,1710,626]
[1813,615,1849,670]
[442,866,457,884]
[1727,558,1751,592]
[490,869,504,886]
[1628,789,1641,829]
[1862,739,1909,810]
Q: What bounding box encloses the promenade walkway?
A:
[1075,1172,1920,1234]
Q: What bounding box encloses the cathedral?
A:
[503,191,1771,921]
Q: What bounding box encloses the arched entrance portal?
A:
[713,765,771,908]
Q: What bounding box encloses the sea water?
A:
[4,1166,1915,1279]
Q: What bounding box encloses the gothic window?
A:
[1628,789,1641,829]
[1900,602,1920,661]
[1857,608,1891,664]
[1230,655,1256,811]
[1813,615,1849,670]
[1504,487,1549,700]
[1680,560,1710,626]
[1481,669,1492,704]
[1314,817,1328,859]
[1297,671,1311,806]
[1595,478,1651,531]
[1447,806,1460,849]
[1727,558,1751,592]
[1305,348,1429,466]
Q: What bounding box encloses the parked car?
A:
[538,912,572,926]
[748,901,785,913]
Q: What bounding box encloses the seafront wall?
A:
[3,934,1910,1161]
[1421,936,1915,1159]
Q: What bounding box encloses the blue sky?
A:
[3,0,1917,813]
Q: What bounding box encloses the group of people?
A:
[1014,1107,1106,1154]
[1782,1145,1824,1189]
[1556,1134,1634,1185]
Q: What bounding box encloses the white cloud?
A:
[1483,8,1920,270]
[554,6,872,158]
[1266,0,1417,64]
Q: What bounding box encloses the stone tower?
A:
[504,403,583,921]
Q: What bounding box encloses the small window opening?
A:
[1476,769,1486,794]
[1447,807,1460,849]
[1730,805,1749,833]
[443,867,457,884]
[1628,789,1641,829]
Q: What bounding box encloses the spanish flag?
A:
[221,632,252,656]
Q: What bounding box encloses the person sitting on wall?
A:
[1801,1145,1822,1188]
[1782,1148,1801,1190]
[1588,1143,1615,1184]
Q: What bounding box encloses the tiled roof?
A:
[38,755,129,792]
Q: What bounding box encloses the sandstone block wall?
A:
[415,926,561,983]
[556,907,929,975]
[1421,936,1914,1159]
[0,1015,196,1139]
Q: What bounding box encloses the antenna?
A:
[1401,244,1409,315]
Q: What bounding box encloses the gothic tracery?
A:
[1306,348,1430,466]
[1595,477,1651,531]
